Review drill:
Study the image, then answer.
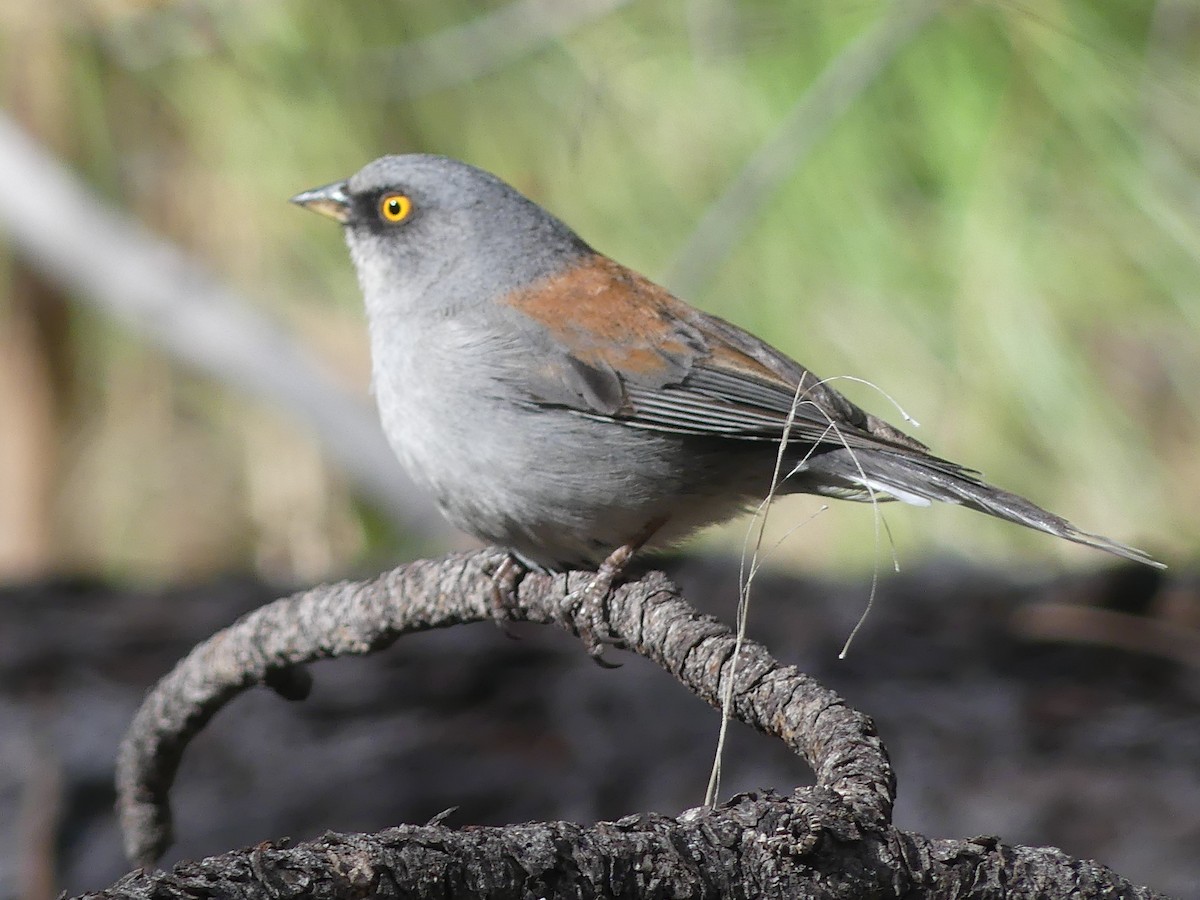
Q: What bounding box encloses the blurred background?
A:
[1,0,1197,587]
[3,2,1200,898]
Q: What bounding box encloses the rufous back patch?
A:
[502,255,784,386]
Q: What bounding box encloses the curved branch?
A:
[116,549,893,868]
[107,549,1167,897]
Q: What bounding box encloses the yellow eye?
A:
[379,192,412,223]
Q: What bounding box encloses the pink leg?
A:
[488,553,526,635]
[569,519,665,667]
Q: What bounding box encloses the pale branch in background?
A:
[377,0,635,96]
[0,113,445,540]
[664,0,944,298]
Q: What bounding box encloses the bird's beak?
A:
[290,181,351,224]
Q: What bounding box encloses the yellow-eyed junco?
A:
[292,155,1160,648]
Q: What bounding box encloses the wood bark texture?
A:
[94,550,1165,899]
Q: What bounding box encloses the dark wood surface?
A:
[1,554,1194,897]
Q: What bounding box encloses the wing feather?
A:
[499,253,928,455]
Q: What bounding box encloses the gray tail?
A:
[799,449,1163,569]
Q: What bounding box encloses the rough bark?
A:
[89,802,1158,900]
[100,549,1166,899]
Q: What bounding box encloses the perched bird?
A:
[293,155,1160,643]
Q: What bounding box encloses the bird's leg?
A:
[487,552,528,636]
[567,519,665,667]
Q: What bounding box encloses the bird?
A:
[292,154,1161,650]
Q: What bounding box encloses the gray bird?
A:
[293,155,1160,641]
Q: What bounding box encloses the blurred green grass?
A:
[0,0,1195,581]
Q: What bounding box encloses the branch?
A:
[104,549,1166,897]
[87,798,1164,900]
[115,549,892,868]
[375,0,635,97]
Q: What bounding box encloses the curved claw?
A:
[562,542,642,668]
[586,642,624,669]
[571,612,624,668]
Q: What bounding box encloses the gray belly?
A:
[374,369,768,568]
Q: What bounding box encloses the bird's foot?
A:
[486,553,527,638]
[561,542,640,669]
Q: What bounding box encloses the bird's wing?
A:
[498,254,930,456]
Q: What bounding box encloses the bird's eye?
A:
[378,192,412,223]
